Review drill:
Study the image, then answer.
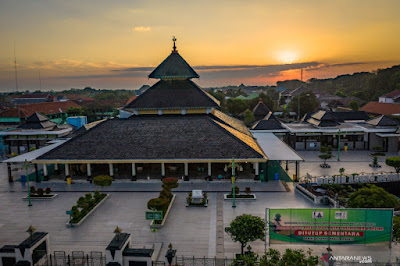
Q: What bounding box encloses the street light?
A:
[228,158,239,208]
[337,129,341,161]
[22,159,33,207]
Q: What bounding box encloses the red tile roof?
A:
[0,101,81,118]
[0,108,29,118]
[360,101,400,116]
[382,89,400,98]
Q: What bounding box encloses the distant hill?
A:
[280,65,400,101]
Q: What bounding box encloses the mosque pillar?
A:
[109,163,114,177]
[161,163,165,179]
[184,163,189,181]
[254,162,260,180]
[207,162,212,181]
[131,163,136,181]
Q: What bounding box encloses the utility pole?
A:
[14,43,19,92]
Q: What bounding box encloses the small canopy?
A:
[2,139,69,163]
[252,132,303,161]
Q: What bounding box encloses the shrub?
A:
[85,193,92,201]
[147,197,170,213]
[159,189,172,200]
[245,187,251,194]
[231,186,240,195]
[77,197,88,209]
[30,186,36,195]
[45,187,51,194]
[11,152,17,157]
[162,177,179,189]
[37,188,44,196]
[28,147,36,152]
[93,175,113,189]
[94,190,102,201]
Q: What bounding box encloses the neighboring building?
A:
[0,101,81,127]
[0,113,73,155]
[235,93,259,100]
[12,93,53,105]
[281,86,310,104]
[251,98,271,121]
[60,94,95,105]
[378,90,400,103]
[252,109,400,152]
[360,102,400,116]
[32,41,270,182]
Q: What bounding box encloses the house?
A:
[281,86,310,104]
[0,112,73,155]
[378,90,400,103]
[0,101,81,127]
[360,102,400,116]
[135,85,150,96]
[12,94,53,105]
[252,109,400,152]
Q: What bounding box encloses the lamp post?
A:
[23,159,32,207]
[337,129,341,161]
[231,158,236,208]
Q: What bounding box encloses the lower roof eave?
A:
[32,157,268,164]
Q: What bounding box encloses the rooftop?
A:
[0,101,81,118]
[361,101,400,116]
[381,89,400,99]
[36,115,265,161]
[125,79,219,110]
[148,52,199,79]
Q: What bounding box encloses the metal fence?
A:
[34,251,106,266]
[175,256,235,266]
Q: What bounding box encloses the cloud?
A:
[133,26,151,32]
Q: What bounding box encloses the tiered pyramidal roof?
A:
[126,37,219,111]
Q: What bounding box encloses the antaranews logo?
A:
[321,254,329,262]
[320,254,373,264]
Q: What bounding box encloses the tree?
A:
[93,175,113,190]
[393,216,400,242]
[67,106,83,116]
[386,157,400,173]
[335,90,347,98]
[226,99,248,116]
[243,109,255,127]
[319,154,332,166]
[225,214,265,255]
[288,91,319,118]
[349,100,359,111]
[347,185,400,208]
[260,248,318,266]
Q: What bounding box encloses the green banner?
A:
[269,208,393,246]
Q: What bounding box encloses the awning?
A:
[2,139,69,163]
[252,132,303,161]
[376,133,400,137]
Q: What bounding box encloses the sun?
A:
[277,51,298,64]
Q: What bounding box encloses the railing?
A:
[175,256,234,266]
[34,252,106,266]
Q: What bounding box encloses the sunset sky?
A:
[0,0,400,91]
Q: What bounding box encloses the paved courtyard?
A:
[287,150,400,180]
[0,160,399,263]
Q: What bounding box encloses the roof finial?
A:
[172,36,178,53]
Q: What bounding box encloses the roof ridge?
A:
[211,118,266,159]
